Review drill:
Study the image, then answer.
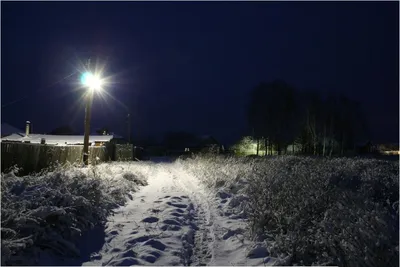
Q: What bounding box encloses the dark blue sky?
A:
[2,2,398,144]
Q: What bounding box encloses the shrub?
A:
[181,155,399,267]
[1,162,149,265]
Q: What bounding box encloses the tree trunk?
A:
[256,138,260,156]
[270,140,273,155]
[329,114,334,157]
[313,115,317,156]
[264,138,268,156]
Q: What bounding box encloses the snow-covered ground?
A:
[4,156,397,266]
[80,160,276,266]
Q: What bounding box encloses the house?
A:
[1,121,139,175]
[1,133,117,146]
[1,120,129,146]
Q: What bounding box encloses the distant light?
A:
[81,72,103,91]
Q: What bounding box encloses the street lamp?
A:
[81,69,104,166]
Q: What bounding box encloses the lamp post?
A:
[81,60,103,166]
[82,89,94,165]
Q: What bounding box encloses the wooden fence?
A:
[1,142,135,174]
[114,144,138,161]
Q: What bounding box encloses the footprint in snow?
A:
[110,247,122,253]
[171,196,182,200]
[222,228,244,240]
[154,200,162,203]
[109,230,119,236]
[143,239,167,251]
[160,224,182,231]
[151,208,161,214]
[166,202,187,209]
[126,235,153,245]
[142,216,159,223]
[141,254,157,263]
[149,250,162,258]
[119,249,137,258]
[170,212,184,217]
[163,219,181,226]
[108,257,140,266]
[180,195,189,199]
[174,208,185,213]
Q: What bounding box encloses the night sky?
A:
[2,2,399,145]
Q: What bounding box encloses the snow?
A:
[3,155,398,266]
[1,163,150,266]
[1,133,24,141]
[71,160,277,266]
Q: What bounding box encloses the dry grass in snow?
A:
[1,162,150,265]
[179,155,399,267]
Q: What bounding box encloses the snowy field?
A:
[1,156,398,266]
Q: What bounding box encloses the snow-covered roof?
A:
[1,134,115,145]
[1,123,24,137]
[2,133,24,140]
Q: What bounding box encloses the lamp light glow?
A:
[81,72,103,91]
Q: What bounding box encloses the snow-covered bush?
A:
[178,155,254,189]
[231,136,267,156]
[180,155,399,267]
[1,162,149,265]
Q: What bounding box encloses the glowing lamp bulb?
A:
[81,72,102,90]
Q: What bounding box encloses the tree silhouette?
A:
[248,80,297,155]
[247,80,368,156]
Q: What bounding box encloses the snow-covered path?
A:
[81,162,275,266]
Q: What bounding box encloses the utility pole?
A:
[82,58,93,166]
